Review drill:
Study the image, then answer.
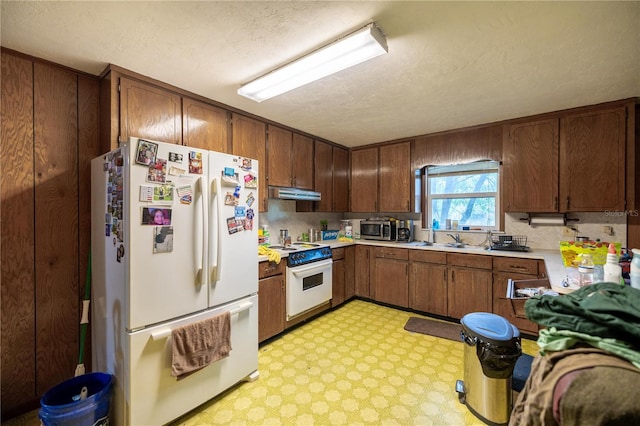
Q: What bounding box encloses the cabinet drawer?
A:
[408,250,447,264]
[374,247,409,260]
[493,257,539,275]
[259,260,285,279]
[447,253,492,270]
[332,247,345,261]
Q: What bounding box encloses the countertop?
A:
[259,239,574,293]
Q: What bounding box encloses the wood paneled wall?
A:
[1,49,99,419]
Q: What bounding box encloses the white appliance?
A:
[270,242,333,320]
[91,137,259,426]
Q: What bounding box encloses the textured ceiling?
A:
[1,1,639,147]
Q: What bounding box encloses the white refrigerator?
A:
[91,137,259,426]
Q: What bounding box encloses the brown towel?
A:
[171,311,232,380]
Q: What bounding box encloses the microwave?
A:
[360,220,396,241]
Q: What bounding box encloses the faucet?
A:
[447,233,462,244]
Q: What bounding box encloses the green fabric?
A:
[525,282,640,345]
[537,327,640,369]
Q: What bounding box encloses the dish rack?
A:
[490,235,529,252]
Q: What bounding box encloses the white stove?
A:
[268,242,333,320]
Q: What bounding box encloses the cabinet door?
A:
[183,98,229,152]
[267,125,293,187]
[447,267,492,319]
[373,258,409,307]
[333,146,349,212]
[504,118,559,212]
[492,272,539,335]
[232,114,267,211]
[344,246,355,300]
[354,245,371,297]
[314,140,333,212]
[560,106,627,212]
[292,133,314,190]
[258,275,285,342]
[332,258,345,307]
[119,77,181,144]
[409,262,448,316]
[379,142,411,212]
[351,147,378,212]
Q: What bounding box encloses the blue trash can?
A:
[39,372,113,426]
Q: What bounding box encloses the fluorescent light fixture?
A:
[238,22,388,102]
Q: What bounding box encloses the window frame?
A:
[421,160,501,231]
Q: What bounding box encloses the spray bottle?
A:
[631,248,640,289]
[603,243,622,285]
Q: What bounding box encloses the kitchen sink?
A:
[444,243,466,248]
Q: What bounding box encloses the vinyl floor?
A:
[172,299,538,426]
[3,299,538,426]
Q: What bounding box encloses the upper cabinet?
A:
[231,113,267,212]
[314,140,333,212]
[267,126,313,189]
[332,146,349,212]
[504,102,632,213]
[559,106,627,212]
[119,76,181,145]
[503,118,559,212]
[351,142,411,213]
[183,97,230,153]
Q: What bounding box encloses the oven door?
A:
[286,258,333,320]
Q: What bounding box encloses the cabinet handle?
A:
[554,196,558,210]
[566,196,570,209]
[451,270,455,282]
[443,269,447,282]
[509,265,528,270]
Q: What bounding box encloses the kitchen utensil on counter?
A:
[279,229,289,245]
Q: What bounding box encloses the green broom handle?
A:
[78,251,92,365]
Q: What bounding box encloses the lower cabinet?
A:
[409,250,448,317]
[258,260,285,343]
[331,245,356,307]
[355,245,373,298]
[446,253,493,319]
[492,257,544,335]
[373,247,409,308]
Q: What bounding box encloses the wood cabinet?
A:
[409,250,448,317]
[504,118,559,212]
[232,113,267,211]
[182,97,229,152]
[267,126,313,189]
[559,106,627,212]
[119,76,181,145]
[351,147,378,212]
[351,142,411,213]
[373,247,409,307]
[354,245,373,298]
[333,146,349,212]
[332,248,346,307]
[446,253,492,319]
[492,257,544,335]
[379,142,411,212]
[504,103,630,213]
[258,260,285,342]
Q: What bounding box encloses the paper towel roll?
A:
[530,216,564,226]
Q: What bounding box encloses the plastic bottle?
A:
[631,248,640,289]
[603,243,622,285]
[263,225,270,246]
[578,254,595,286]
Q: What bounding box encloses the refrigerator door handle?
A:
[210,177,221,282]
[150,302,254,340]
[196,176,207,286]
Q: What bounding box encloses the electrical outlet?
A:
[603,225,614,236]
[562,226,575,238]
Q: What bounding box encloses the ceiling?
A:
[1,1,639,148]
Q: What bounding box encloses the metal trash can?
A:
[456,312,521,425]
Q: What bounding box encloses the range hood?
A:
[269,186,321,201]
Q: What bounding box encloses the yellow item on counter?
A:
[338,237,353,243]
[258,245,281,264]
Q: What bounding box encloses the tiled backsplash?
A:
[260,201,630,249]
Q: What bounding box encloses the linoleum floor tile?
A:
[173,300,538,426]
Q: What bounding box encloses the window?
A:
[420,161,500,230]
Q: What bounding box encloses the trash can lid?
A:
[461,312,519,345]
